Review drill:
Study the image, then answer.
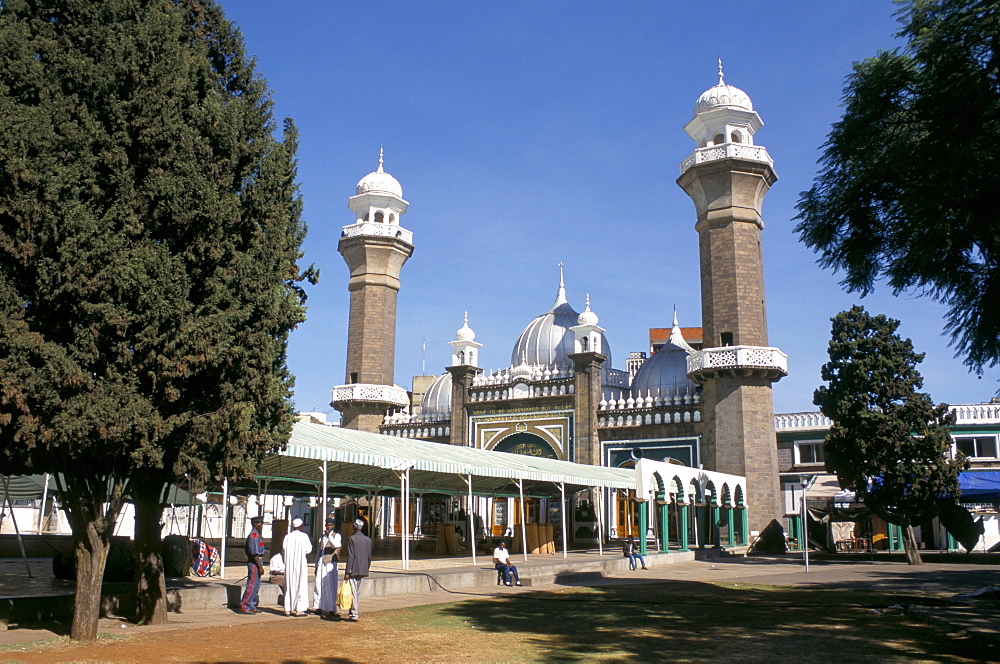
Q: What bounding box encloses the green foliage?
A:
[795,0,1000,374]
[814,306,966,526]
[0,0,315,634]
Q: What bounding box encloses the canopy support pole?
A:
[465,475,476,566]
[559,482,568,559]
[517,479,528,563]
[1,475,33,578]
[594,486,604,557]
[220,477,229,579]
[321,460,328,525]
[36,473,50,533]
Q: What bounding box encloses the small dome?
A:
[631,313,698,399]
[456,312,475,342]
[694,61,753,114]
[420,373,452,416]
[356,149,403,198]
[577,294,599,327]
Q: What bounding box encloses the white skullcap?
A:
[291,517,303,528]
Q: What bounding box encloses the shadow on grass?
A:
[437,579,998,662]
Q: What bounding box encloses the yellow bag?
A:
[337,581,353,612]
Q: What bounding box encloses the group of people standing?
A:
[239,515,372,621]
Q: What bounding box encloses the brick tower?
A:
[677,65,788,534]
[331,151,413,431]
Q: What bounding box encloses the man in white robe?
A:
[282,517,313,616]
[313,517,342,617]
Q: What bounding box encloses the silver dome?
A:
[631,315,697,399]
[420,372,452,417]
[510,276,613,372]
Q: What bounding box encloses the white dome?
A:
[694,62,753,115]
[420,373,452,416]
[356,150,403,198]
[631,315,697,399]
[510,276,613,371]
[695,83,753,115]
[456,312,476,342]
[577,295,599,327]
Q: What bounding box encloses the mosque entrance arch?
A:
[491,432,558,459]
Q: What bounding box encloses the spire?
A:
[717,58,725,86]
[551,261,568,310]
[377,146,384,173]
[672,305,679,328]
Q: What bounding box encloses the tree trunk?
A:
[71,520,110,641]
[134,487,169,625]
[903,524,923,565]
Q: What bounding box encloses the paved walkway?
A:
[1,553,997,648]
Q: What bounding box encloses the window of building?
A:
[794,440,825,465]
[954,435,999,459]
[720,331,734,347]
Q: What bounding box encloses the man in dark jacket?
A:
[239,516,266,614]
[344,518,372,621]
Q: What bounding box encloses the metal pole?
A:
[517,480,528,563]
[37,473,50,533]
[321,460,328,525]
[220,478,228,580]
[594,487,604,556]
[559,483,568,559]
[801,485,809,573]
[467,475,476,566]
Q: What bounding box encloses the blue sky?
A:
[223,1,999,417]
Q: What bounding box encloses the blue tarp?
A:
[959,471,1000,501]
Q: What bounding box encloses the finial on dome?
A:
[578,293,599,326]
[717,58,724,86]
[672,305,679,329]
[377,146,384,173]
[456,311,476,342]
[551,262,568,309]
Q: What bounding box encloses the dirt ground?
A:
[1,578,998,663]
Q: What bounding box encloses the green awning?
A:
[252,422,635,497]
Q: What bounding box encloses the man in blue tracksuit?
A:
[239,515,266,614]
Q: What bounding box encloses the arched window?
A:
[580,337,589,351]
[389,213,395,223]
[713,133,725,145]
[374,211,384,223]
[730,130,743,144]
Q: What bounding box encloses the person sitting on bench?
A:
[493,540,521,586]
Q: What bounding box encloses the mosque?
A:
[330,67,789,544]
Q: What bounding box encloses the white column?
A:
[220,478,228,579]
[517,480,528,563]
[559,483,568,559]
[466,475,476,566]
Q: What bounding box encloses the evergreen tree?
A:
[0,0,314,639]
[795,0,1000,376]
[814,306,967,565]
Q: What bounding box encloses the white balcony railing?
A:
[340,221,413,245]
[331,383,409,408]
[687,345,788,375]
[679,143,773,175]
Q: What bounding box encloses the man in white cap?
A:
[313,517,342,618]
[344,517,372,621]
[282,517,312,616]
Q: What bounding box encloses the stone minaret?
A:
[331,151,413,432]
[677,64,788,534]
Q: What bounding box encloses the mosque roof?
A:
[631,311,698,399]
[510,268,613,370]
[420,372,453,416]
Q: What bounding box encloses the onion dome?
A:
[420,372,453,417]
[694,60,753,115]
[577,294,599,327]
[631,310,697,399]
[356,148,403,198]
[456,311,476,342]
[510,267,613,369]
